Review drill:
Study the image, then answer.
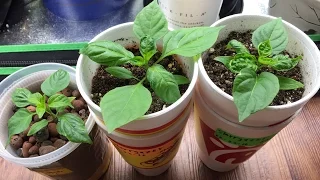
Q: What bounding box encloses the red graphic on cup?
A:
[200,119,264,164]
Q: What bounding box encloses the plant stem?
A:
[139,77,146,84]
[46,108,56,118]
[155,55,165,64]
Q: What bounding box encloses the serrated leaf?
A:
[226,40,249,54]
[41,69,70,97]
[173,75,190,85]
[57,113,92,144]
[48,94,73,109]
[80,41,134,67]
[11,88,31,107]
[258,40,272,57]
[233,68,279,121]
[161,26,224,58]
[271,55,301,71]
[229,54,258,73]
[147,64,181,103]
[278,76,304,90]
[100,84,152,133]
[27,120,48,136]
[133,1,168,40]
[8,109,34,140]
[258,57,278,65]
[140,36,157,62]
[252,18,288,54]
[105,67,135,79]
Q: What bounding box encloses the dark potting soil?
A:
[91,48,189,114]
[204,31,304,106]
[10,87,90,158]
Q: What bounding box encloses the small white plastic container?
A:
[0,63,112,179]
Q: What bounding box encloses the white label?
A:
[158,0,223,29]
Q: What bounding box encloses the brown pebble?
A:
[39,146,56,155]
[41,140,53,147]
[22,142,33,150]
[10,135,23,149]
[33,114,40,122]
[20,127,30,140]
[26,106,36,112]
[29,136,36,144]
[29,154,39,157]
[16,148,23,157]
[34,128,49,142]
[72,90,81,98]
[61,88,72,97]
[50,137,59,143]
[28,145,39,155]
[77,96,86,104]
[48,123,59,137]
[53,139,66,149]
[43,113,49,119]
[72,100,85,111]
[78,109,86,119]
[47,116,54,122]
[22,148,29,158]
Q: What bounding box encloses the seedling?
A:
[8,69,92,145]
[214,18,304,122]
[80,1,224,132]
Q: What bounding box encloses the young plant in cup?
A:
[80,1,224,132]
[211,18,304,121]
[8,69,92,158]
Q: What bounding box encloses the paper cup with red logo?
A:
[0,63,112,180]
[197,14,320,127]
[194,88,301,172]
[76,22,198,176]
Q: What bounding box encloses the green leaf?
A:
[173,75,190,85]
[11,88,31,107]
[258,57,278,65]
[105,67,135,79]
[48,94,73,109]
[68,97,76,103]
[214,56,233,67]
[129,56,145,66]
[28,92,43,106]
[229,54,258,73]
[258,40,272,57]
[161,26,224,58]
[27,120,48,136]
[41,69,70,97]
[57,113,92,144]
[133,0,168,40]
[140,36,157,62]
[271,55,302,71]
[147,64,181,103]
[100,84,152,133]
[233,68,279,121]
[226,40,249,54]
[79,41,134,67]
[36,104,46,118]
[8,109,34,140]
[252,18,288,54]
[278,76,304,90]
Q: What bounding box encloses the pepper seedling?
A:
[8,69,92,145]
[214,18,304,122]
[80,1,224,132]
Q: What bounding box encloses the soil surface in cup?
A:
[10,87,90,158]
[91,48,189,114]
[204,31,304,106]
